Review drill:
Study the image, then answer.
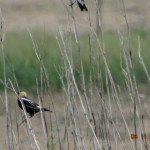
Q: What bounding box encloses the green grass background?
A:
[0,28,150,91]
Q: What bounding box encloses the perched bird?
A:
[77,0,88,11]
[17,91,52,117]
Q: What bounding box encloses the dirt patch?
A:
[0,0,150,32]
[0,90,150,149]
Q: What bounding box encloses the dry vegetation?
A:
[0,0,150,150]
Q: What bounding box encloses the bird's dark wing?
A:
[24,104,40,111]
[77,0,88,11]
[20,97,39,109]
[82,4,88,11]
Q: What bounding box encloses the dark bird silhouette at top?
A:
[17,91,52,117]
[77,0,88,11]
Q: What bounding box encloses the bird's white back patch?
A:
[37,106,42,109]
[77,0,84,5]
[20,97,36,106]
[20,97,31,103]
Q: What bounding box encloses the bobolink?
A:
[77,0,88,11]
[17,91,52,117]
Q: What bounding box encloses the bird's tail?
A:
[38,106,52,112]
[43,108,52,112]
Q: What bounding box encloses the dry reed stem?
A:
[0,9,12,150]
[9,79,41,150]
[59,29,103,150]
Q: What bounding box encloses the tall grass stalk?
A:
[28,29,50,148]
[59,28,103,149]
[0,10,12,150]
[9,79,41,150]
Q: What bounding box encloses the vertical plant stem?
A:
[0,10,11,150]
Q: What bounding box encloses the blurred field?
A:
[0,0,150,32]
[0,29,150,90]
[0,0,150,88]
[1,0,150,150]
[0,0,150,90]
